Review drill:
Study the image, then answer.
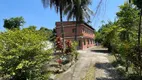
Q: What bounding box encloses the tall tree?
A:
[64,0,94,41]
[3,17,25,30]
[116,2,139,42]
[41,0,71,52]
[130,0,142,75]
[117,2,139,72]
[96,21,118,52]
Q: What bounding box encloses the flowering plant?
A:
[65,40,72,54]
[55,37,63,51]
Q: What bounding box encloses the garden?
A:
[0,0,142,80]
[0,17,79,80]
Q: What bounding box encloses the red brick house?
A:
[56,21,95,50]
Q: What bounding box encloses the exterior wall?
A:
[80,24,95,39]
[56,22,83,37]
[81,39,95,50]
[56,21,95,50]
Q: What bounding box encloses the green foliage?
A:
[64,0,93,22]
[0,29,52,80]
[24,26,53,40]
[55,37,79,60]
[96,2,142,77]
[95,32,102,43]
[3,17,25,30]
[27,25,37,31]
[132,0,142,9]
[95,21,118,51]
[115,3,141,75]
[117,3,139,41]
[117,3,139,28]
[49,28,57,42]
[42,0,71,13]
[39,27,53,40]
[70,41,79,60]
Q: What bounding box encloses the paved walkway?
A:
[55,46,120,80]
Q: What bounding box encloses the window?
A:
[72,28,75,33]
[85,29,87,33]
[79,40,81,47]
[82,28,84,32]
[88,39,89,44]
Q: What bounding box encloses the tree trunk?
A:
[126,56,129,72]
[60,5,65,53]
[75,21,78,41]
[138,9,142,76]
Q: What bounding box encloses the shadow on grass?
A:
[96,78,125,80]
[91,50,109,54]
[111,60,125,68]
[95,62,124,80]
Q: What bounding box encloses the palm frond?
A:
[41,0,69,13]
[42,0,50,8]
[64,0,94,22]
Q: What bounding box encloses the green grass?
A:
[108,54,116,63]
[82,64,95,80]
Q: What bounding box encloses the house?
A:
[56,21,95,50]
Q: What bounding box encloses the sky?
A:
[0,0,126,31]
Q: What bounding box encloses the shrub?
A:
[70,41,79,60]
[55,37,63,51]
[0,29,52,80]
[65,40,72,54]
[55,37,79,64]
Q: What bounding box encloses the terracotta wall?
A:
[81,39,95,50]
[80,24,95,39]
[56,22,83,37]
[56,21,95,50]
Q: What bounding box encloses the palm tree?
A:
[64,0,94,41]
[41,0,71,52]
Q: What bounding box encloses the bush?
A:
[0,29,52,80]
[70,41,79,60]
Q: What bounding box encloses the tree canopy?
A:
[95,2,142,78]
[3,17,25,30]
[0,28,52,80]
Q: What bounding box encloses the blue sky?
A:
[0,0,125,31]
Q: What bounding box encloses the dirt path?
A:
[55,46,120,80]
